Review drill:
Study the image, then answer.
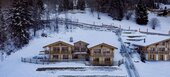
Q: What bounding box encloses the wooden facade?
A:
[136,38,170,61]
[89,43,117,66]
[73,41,89,60]
[43,41,117,66]
[43,41,74,61]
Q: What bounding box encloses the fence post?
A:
[36,59,38,64]
[21,57,22,62]
[23,58,25,62]
[30,58,31,63]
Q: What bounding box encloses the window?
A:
[150,48,155,51]
[81,48,87,52]
[105,58,111,62]
[74,47,79,51]
[93,49,101,54]
[53,47,60,51]
[62,47,68,51]
[93,58,99,62]
[63,55,69,59]
[53,55,58,59]
[103,51,110,55]
[159,48,165,51]
[150,54,155,60]
[162,42,165,46]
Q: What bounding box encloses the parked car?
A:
[33,55,47,59]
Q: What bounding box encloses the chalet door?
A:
[105,58,111,64]
[159,54,164,61]
[93,58,99,64]
[53,55,59,60]
[150,54,155,60]
[63,55,69,59]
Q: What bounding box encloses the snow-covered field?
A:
[57,8,170,34]
[0,28,127,77]
[121,30,170,77]
[135,61,170,77]
[0,6,170,77]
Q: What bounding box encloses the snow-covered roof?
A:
[122,32,146,37]
[122,30,170,47]
[43,28,120,49]
[73,52,87,55]
[132,35,170,47]
[160,4,170,9]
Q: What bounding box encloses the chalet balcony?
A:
[39,50,50,54]
[90,54,113,57]
[74,49,88,52]
[145,50,169,54]
[50,51,72,54]
[73,51,87,55]
[92,61,112,66]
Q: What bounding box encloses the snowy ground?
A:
[56,8,170,34]
[0,28,127,77]
[1,6,170,77]
[121,30,170,77]
[134,61,170,77]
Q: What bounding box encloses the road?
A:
[116,29,140,77]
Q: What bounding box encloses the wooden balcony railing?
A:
[50,51,72,54]
[90,54,113,57]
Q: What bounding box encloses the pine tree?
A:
[9,0,33,48]
[0,2,6,50]
[33,0,44,36]
[108,0,124,20]
[77,0,85,10]
[59,0,73,12]
[135,0,148,25]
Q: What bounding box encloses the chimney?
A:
[70,37,73,42]
[144,38,146,43]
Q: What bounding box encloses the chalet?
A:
[89,43,117,66]
[43,41,74,61]
[73,41,89,60]
[134,38,170,61]
[42,41,118,66]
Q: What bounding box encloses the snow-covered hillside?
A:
[53,8,170,34]
[0,28,127,77]
[0,4,170,77]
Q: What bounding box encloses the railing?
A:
[50,51,72,54]
[90,54,113,57]
[21,57,50,64]
[21,57,124,66]
[21,57,87,64]
[92,59,124,66]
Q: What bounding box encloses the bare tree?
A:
[150,18,160,30]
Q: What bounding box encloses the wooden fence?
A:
[21,57,50,65]
[21,57,124,66]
